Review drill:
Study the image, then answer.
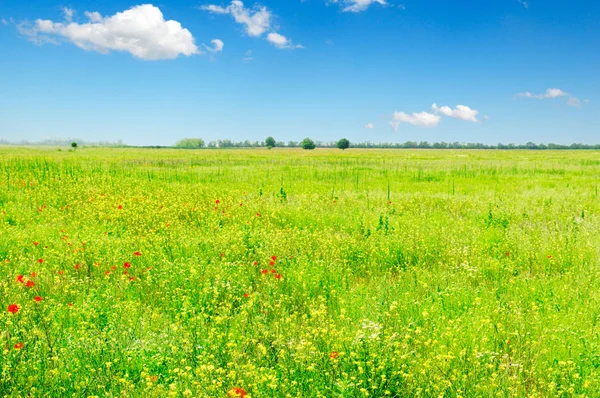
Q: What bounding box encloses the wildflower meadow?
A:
[2,147,600,397]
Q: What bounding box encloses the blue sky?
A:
[0,0,598,146]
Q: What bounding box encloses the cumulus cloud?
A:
[19,5,206,60]
[267,33,302,49]
[202,1,301,49]
[204,39,224,53]
[431,104,479,122]
[365,123,375,129]
[390,111,441,130]
[517,88,582,107]
[329,0,387,12]
[389,102,483,130]
[202,1,271,37]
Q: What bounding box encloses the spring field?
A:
[2,147,600,397]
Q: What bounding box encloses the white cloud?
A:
[20,5,206,60]
[329,0,387,12]
[431,103,479,122]
[518,88,568,99]
[202,1,300,49]
[63,7,74,22]
[1,18,8,25]
[518,0,529,8]
[202,1,271,37]
[517,88,582,107]
[365,123,375,129]
[266,32,302,49]
[390,111,441,130]
[204,39,224,53]
[84,11,102,23]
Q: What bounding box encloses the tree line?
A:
[174,137,600,150]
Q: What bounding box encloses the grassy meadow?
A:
[2,147,600,397]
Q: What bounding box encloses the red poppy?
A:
[34,296,42,302]
[58,270,64,275]
[240,203,243,206]
[111,265,117,271]
[68,303,73,307]
[14,343,23,350]
[117,205,123,210]
[505,252,510,257]
[252,261,258,266]
[271,269,276,274]
[16,275,24,283]
[25,280,35,288]
[261,269,268,274]
[329,351,339,359]
[547,255,553,259]
[105,271,111,275]
[215,200,221,204]
[271,256,277,261]
[124,262,131,268]
[256,213,261,217]
[269,261,275,266]
[33,242,39,246]
[37,259,44,264]
[228,388,247,398]
[75,264,81,270]
[30,272,36,278]
[129,277,135,281]
[275,274,282,280]
[388,201,392,205]
[333,200,337,203]
[134,251,142,257]
[243,293,249,298]
[124,270,129,275]
[220,253,225,257]
[7,304,19,314]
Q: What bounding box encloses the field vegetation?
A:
[1,147,600,397]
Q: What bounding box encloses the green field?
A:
[2,147,600,397]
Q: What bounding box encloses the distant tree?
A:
[71,142,78,149]
[219,139,234,148]
[301,138,316,150]
[336,138,350,150]
[288,141,298,148]
[174,138,205,149]
[265,136,276,148]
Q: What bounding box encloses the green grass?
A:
[2,147,600,397]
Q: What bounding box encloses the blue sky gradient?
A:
[0,0,598,145]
